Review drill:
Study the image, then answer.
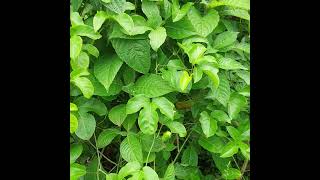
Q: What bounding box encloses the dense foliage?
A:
[70,0,250,179]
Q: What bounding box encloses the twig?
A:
[237,160,249,180]
[172,131,193,164]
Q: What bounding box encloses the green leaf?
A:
[193,66,203,83]
[198,136,225,153]
[70,113,78,133]
[238,142,250,160]
[143,166,159,180]
[83,156,106,179]
[120,133,143,163]
[209,0,250,10]
[106,173,119,180]
[220,141,239,158]
[138,103,159,135]
[226,126,241,141]
[148,26,167,51]
[140,133,165,152]
[123,65,136,85]
[187,7,219,37]
[126,94,150,114]
[221,168,242,180]
[165,16,197,39]
[70,103,78,111]
[70,144,83,164]
[172,0,193,22]
[71,12,84,26]
[70,25,102,40]
[142,0,162,28]
[93,11,111,32]
[70,35,82,60]
[161,0,172,20]
[165,121,187,137]
[111,38,151,74]
[75,111,96,140]
[217,57,247,70]
[220,8,250,21]
[179,43,206,64]
[127,171,144,180]
[71,51,89,71]
[163,163,175,180]
[97,128,122,148]
[179,71,192,91]
[211,110,231,123]
[228,93,247,119]
[94,54,123,92]
[71,76,94,99]
[212,31,239,50]
[236,70,250,85]
[181,146,198,166]
[75,97,107,116]
[113,13,151,36]
[152,97,175,120]
[131,74,175,98]
[118,161,142,179]
[207,73,230,106]
[123,113,138,131]
[199,111,217,138]
[199,63,220,88]
[108,104,127,126]
[70,163,86,179]
[82,44,99,58]
[104,0,127,14]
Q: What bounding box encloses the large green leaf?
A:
[211,110,231,123]
[148,26,167,51]
[75,97,107,116]
[163,163,175,180]
[212,31,239,50]
[70,25,102,40]
[94,54,123,92]
[122,113,138,132]
[71,51,89,71]
[199,63,220,88]
[131,74,175,98]
[209,0,250,10]
[226,126,241,141]
[70,35,82,60]
[187,7,219,37]
[120,133,143,163]
[113,13,151,36]
[199,111,217,138]
[198,136,225,153]
[228,93,247,119]
[126,94,150,114]
[97,128,122,148]
[220,141,239,158]
[93,11,111,32]
[112,38,151,74]
[165,16,197,39]
[82,44,99,58]
[181,146,198,166]
[140,133,165,152]
[172,0,193,22]
[138,103,159,135]
[142,0,162,28]
[75,111,96,140]
[71,76,94,99]
[108,104,127,126]
[70,163,86,180]
[164,121,187,137]
[179,71,192,91]
[220,8,250,21]
[143,166,159,180]
[207,73,230,106]
[118,161,142,179]
[221,168,242,180]
[70,143,83,164]
[217,57,247,70]
[152,97,175,120]
[70,113,78,133]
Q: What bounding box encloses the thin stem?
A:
[172,131,192,164]
[237,160,249,180]
[93,133,101,180]
[87,141,117,166]
[145,133,156,166]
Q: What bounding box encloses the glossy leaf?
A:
[181,146,198,166]
[108,104,127,126]
[152,97,175,120]
[120,133,143,163]
[94,54,123,92]
[70,35,82,60]
[199,111,217,138]
[126,94,150,114]
[75,111,96,140]
[97,128,122,148]
[148,26,167,51]
[138,103,159,135]
[143,166,159,180]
